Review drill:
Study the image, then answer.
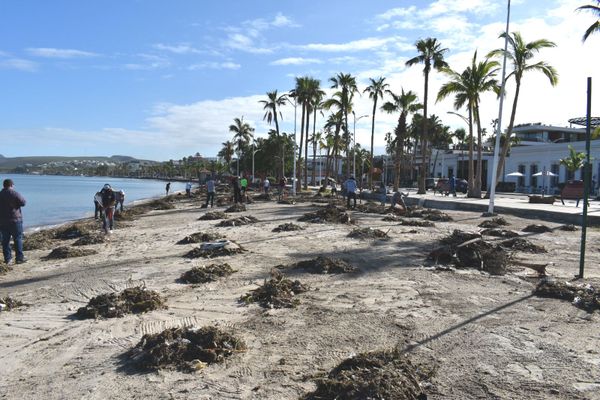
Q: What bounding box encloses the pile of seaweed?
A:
[114,210,139,221]
[480,229,519,238]
[0,296,24,311]
[302,349,426,400]
[240,271,308,308]
[76,287,166,319]
[225,204,247,213]
[23,221,97,250]
[355,203,386,214]
[382,214,403,222]
[0,263,12,274]
[145,198,175,211]
[348,227,390,240]
[180,263,235,284]
[198,211,228,221]
[522,224,552,233]
[428,230,510,275]
[253,193,272,201]
[500,237,547,253]
[478,217,509,229]
[406,207,453,222]
[44,246,98,260]
[559,224,578,231]
[54,224,92,240]
[534,280,599,312]
[399,219,435,227]
[278,199,297,205]
[273,223,304,232]
[183,241,245,259]
[125,326,246,372]
[73,233,107,246]
[23,230,55,250]
[177,232,224,244]
[216,216,258,227]
[298,204,351,224]
[289,256,357,274]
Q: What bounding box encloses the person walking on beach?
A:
[115,190,125,212]
[344,175,357,209]
[94,191,104,220]
[100,184,116,234]
[205,176,216,208]
[185,182,192,198]
[0,179,27,264]
[232,177,242,204]
[263,177,270,194]
[240,176,248,201]
[165,182,171,196]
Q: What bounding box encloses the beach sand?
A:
[1,193,599,399]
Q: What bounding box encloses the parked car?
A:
[434,178,468,195]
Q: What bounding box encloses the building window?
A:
[530,164,538,189]
[551,164,559,187]
[518,164,525,187]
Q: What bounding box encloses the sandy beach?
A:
[1,192,599,400]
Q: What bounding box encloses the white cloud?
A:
[188,61,241,70]
[153,43,202,54]
[270,57,321,66]
[298,37,406,53]
[224,32,273,54]
[0,58,37,71]
[26,47,99,58]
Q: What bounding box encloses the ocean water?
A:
[0,174,188,229]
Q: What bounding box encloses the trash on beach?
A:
[240,271,308,308]
[124,326,246,372]
[348,227,390,240]
[480,228,520,238]
[225,203,247,213]
[298,204,352,224]
[216,216,258,227]
[44,246,98,260]
[198,211,228,220]
[183,241,245,259]
[288,256,357,274]
[522,224,552,233]
[176,232,224,245]
[302,349,426,400]
[478,217,509,228]
[0,296,24,311]
[73,233,107,246]
[272,223,304,232]
[558,224,578,231]
[500,237,547,253]
[76,286,166,319]
[179,263,235,284]
[534,280,599,313]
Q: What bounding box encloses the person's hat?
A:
[103,184,112,190]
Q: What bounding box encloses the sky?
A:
[0,0,598,161]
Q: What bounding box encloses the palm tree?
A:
[311,130,324,185]
[259,90,288,176]
[382,88,422,191]
[406,37,448,194]
[329,73,358,177]
[364,77,390,188]
[559,145,587,175]
[218,141,234,173]
[229,117,255,176]
[577,1,600,42]
[487,32,558,191]
[305,79,324,189]
[437,51,500,197]
[322,107,344,182]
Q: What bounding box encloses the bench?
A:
[560,180,588,207]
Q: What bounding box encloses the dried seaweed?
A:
[183,241,245,259]
[272,223,304,232]
[534,280,599,313]
[176,232,224,244]
[559,224,578,231]
[478,217,509,228]
[298,204,352,224]
[348,227,390,240]
[480,229,519,238]
[198,211,228,220]
[399,219,435,227]
[522,224,552,233]
[0,296,24,311]
[44,246,98,260]
[240,273,308,308]
[216,216,258,227]
[76,287,166,319]
[179,263,235,284]
[290,256,357,274]
[500,237,547,253]
[72,233,107,246]
[225,204,247,213]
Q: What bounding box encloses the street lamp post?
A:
[352,112,369,178]
[252,144,261,185]
[292,96,297,196]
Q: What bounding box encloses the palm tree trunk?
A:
[418,72,429,194]
[311,108,317,185]
[493,81,521,187]
[369,101,377,189]
[467,107,475,197]
[474,105,483,197]
[304,107,310,190]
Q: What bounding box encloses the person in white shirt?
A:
[205,177,215,207]
[344,175,357,208]
[263,178,270,194]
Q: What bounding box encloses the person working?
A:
[205,176,216,208]
[0,179,27,264]
[344,175,357,209]
[100,184,116,234]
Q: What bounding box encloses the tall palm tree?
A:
[305,79,324,189]
[382,88,422,191]
[229,117,255,176]
[218,140,234,173]
[323,111,344,182]
[311,130,324,185]
[329,73,358,177]
[437,51,500,197]
[487,32,558,191]
[364,77,390,189]
[406,37,448,194]
[259,90,288,176]
[577,1,600,42]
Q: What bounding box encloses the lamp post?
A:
[352,112,369,178]
[291,96,297,196]
[251,144,261,185]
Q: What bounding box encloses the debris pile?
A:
[399,219,435,227]
[559,224,578,231]
[216,216,258,227]
[355,203,386,214]
[500,237,547,253]
[240,272,308,308]
[23,230,55,250]
[522,224,552,233]
[125,326,246,372]
[177,232,224,244]
[198,211,228,221]
[290,256,357,274]
[298,204,352,224]
[478,217,509,228]
[76,287,166,319]
[382,214,403,222]
[146,199,175,210]
[272,223,304,232]
[0,296,24,311]
[45,246,98,260]
[183,241,245,259]
[480,229,519,238]
[302,349,425,400]
[180,263,235,284]
[73,233,107,246]
[278,199,297,205]
[348,227,390,240]
[253,193,272,201]
[534,280,599,312]
[406,207,453,221]
[54,225,91,240]
[225,204,247,213]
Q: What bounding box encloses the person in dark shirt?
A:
[100,184,116,234]
[0,179,27,264]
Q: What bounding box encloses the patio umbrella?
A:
[506,172,524,177]
[532,171,557,176]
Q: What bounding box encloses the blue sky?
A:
[1,0,598,160]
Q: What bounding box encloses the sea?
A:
[0,174,188,230]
